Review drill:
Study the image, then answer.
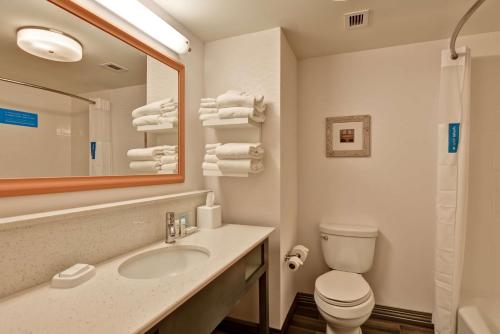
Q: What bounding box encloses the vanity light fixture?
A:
[91,0,191,54]
[16,27,83,62]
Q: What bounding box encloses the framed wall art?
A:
[326,115,371,157]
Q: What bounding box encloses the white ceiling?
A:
[0,0,147,94]
[153,0,500,59]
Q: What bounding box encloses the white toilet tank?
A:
[320,223,378,273]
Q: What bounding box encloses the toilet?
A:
[315,223,378,334]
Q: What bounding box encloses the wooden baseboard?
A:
[296,292,434,329]
[216,292,433,333]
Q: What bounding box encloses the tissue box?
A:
[197,205,222,229]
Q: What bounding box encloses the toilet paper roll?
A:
[292,245,309,262]
[287,256,303,272]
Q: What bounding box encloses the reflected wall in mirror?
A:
[0,0,181,180]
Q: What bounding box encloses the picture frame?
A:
[326,115,371,157]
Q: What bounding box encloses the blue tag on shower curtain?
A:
[448,123,460,153]
[90,141,96,160]
[0,108,38,127]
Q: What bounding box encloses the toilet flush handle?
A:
[321,235,328,241]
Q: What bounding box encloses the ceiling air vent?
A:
[100,62,129,73]
[344,9,369,30]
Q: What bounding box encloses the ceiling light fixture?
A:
[91,0,191,54]
[16,27,83,62]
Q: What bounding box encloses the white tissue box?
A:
[197,205,222,229]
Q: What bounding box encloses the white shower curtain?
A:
[434,46,471,334]
[89,98,112,176]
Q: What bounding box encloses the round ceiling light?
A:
[16,27,82,62]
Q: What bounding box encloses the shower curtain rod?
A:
[0,77,96,104]
[450,0,487,60]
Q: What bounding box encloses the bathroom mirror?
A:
[0,0,185,196]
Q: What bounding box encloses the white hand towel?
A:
[160,116,178,124]
[160,163,178,172]
[206,149,216,155]
[160,155,178,163]
[131,98,175,118]
[218,107,265,122]
[162,145,178,151]
[127,147,165,160]
[201,97,216,103]
[200,102,217,108]
[205,143,222,149]
[200,113,220,121]
[202,162,219,171]
[204,154,219,163]
[217,159,263,173]
[129,160,161,171]
[215,143,264,160]
[199,107,218,114]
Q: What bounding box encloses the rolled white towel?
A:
[160,155,178,163]
[127,147,165,161]
[215,143,264,160]
[216,92,254,108]
[132,115,174,126]
[204,154,219,163]
[199,107,218,114]
[200,102,217,108]
[200,113,220,121]
[202,162,219,171]
[131,98,176,118]
[218,107,265,122]
[129,160,161,172]
[217,159,263,174]
[205,143,222,149]
[201,98,216,103]
[160,162,178,172]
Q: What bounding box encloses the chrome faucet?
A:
[165,212,176,244]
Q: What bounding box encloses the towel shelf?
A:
[202,117,260,129]
[137,124,177,134]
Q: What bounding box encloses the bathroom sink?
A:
[118,245,210,279]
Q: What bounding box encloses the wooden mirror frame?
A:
[0,0,185,197]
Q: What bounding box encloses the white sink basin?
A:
[118,245,210,279]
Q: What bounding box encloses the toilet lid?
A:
[315,271,371,306]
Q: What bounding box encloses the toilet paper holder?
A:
[284,245,309,262]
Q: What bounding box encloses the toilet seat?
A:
[315,270,371,307]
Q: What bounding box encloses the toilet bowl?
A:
[314,270,375,334]
[316,223,378,334]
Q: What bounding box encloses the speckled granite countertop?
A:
[0,224,274,334]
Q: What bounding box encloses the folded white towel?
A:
[160,155,178,163]
[201,98,216,103]
[206,149,216,155]
[160,163,178,172]
[127,147,165,160]
[200,113,220,121]
[218,107,265,122]
[215,143,264,160]
[199,107,218,114]
[162,110,178,117]
[217,159,263,173]
[205,143,222,149]
[132,115,174,126]
[200,102,217,108]
[217,92,254,108]
[204,154,219,163]
[162,145,178,151]
[129,160,161,171]
[131,98,176,118]
[202,162,220,171]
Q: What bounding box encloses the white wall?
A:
[279,31,299,323]
[296,31,500,313]
[0,81,73,178]
[203,28,299,329]
[0,0,205,217]
[461,33,500,302]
